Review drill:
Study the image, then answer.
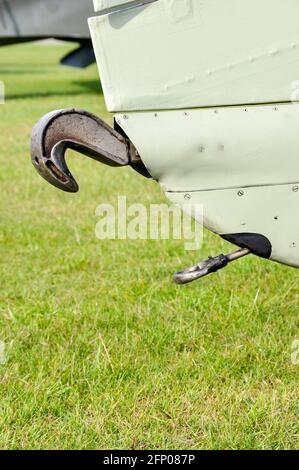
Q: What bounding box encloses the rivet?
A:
[293,185,299,192]
[123,115,128,120]
[184,194,191,201]
[154,113,158,118]
[238,190,245,197]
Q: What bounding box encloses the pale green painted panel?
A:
[116,104,299,267]
[115,104,299,192]
[89,0,299,111]
[167,186,299,268]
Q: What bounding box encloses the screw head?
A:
[238,190,245,197]
[292,185,299,192]
[184,193,191,201]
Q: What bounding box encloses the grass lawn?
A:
[0,43,298,450]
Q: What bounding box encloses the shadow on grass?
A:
[0,68,52,75]
[72,79,103,94]
[5,80,103,100]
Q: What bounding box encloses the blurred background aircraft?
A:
[0,0,95,68]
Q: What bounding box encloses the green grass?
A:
[0,43,298,450]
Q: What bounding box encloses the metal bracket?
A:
[174,248,250,284]
[31,108,130,193]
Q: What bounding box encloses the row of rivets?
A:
[182,186,299,201]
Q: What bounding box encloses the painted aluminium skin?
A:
[88,0,299,268]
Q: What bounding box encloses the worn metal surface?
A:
[31,108,130,193]
[174,249,250,285]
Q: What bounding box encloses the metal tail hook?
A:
[30,108,130,193]
[174,248,251,285]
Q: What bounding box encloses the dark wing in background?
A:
[0,0,95,68]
